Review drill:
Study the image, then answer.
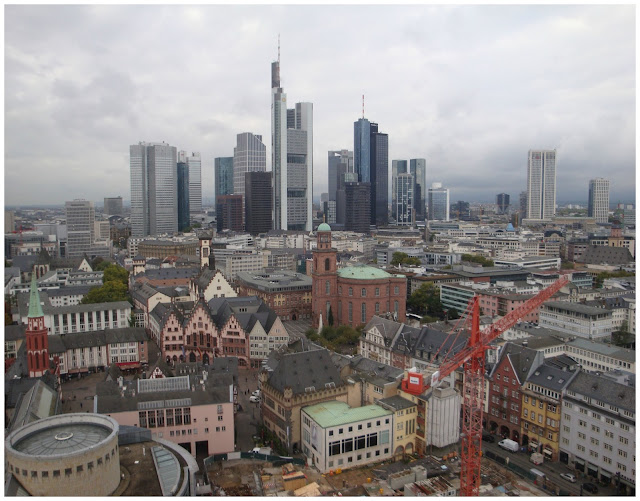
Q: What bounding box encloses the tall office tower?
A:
[526,149,557,220]
[5,210,15,232]
[394,173,414,226]
[178,151,201,215]
[245,171,273,235]
[410,159,426,220]
[177,161,190,231]
[354,118,388,226]
[391,160,408,220]
[65,200,95,258]
[286,102,313,231]
[130,141,178,237]
[103,197,123,216]
[216,195,244,232]
[496,193,510,215]
[519,191,528,219]
[453,201,470,220]
[214,157,234,198]
[233,132,267,228]
[428,182,450,221]
[328,150,354,201]
[588,178,610,224]
[271,53,313,231]
[344,182,371,234]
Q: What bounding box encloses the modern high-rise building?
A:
[496,193,510,215]
[409,159,426,221]
[394,173,414,226]
[354,118,388,226]
[65,200,95,258]
[214,157,234,198]
[344,182,371,234]
[271,54,313,231]
[526,149,557,220]
[588,178,610,224]
[177,162,190,232]
[428,182,450,221]
[519,191,528,219]
[391,160,408,220]
[178,151,201,216]
[216,195,244,233]
[130,141,178,237]
[245,171,272,235]
[233,133,266,200]
[328,150,353,202]
[103,197,123,216]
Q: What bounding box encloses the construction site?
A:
[203,453,549,496]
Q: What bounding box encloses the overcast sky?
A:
[4,4,636,207]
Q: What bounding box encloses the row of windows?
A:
[8,447,117,479]
[327,447,389,467]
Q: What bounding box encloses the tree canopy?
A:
[391,252,421,267]
[407,282,444,319]
[461,253,494,267]
[81,264,130,304]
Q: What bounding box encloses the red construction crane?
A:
[402,275,569,496]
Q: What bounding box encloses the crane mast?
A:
[408,274,569,496]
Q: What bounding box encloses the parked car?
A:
[498,439,519,452]
[249,395,261,403]
[481,433,495,443]
[559,473,577,483]
[582,482,599,494]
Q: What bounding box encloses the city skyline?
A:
[4,5,636,207]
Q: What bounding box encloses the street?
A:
[282,318,313,341]
[481,440,620,496]
[234,367,263,453]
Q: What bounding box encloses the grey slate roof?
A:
[491,342,543,383]
[526,359,579,392]
[377,395,416,411]
[566,371,635,412]
[582,245,633,265]
[542,301,613,316]
[5,324,26,341]
[363,315,402,347]
[138,267,200,281]
[9,379,59,433]
[267,349,343,395]
[46,285,94,297]
[95,373,233,414]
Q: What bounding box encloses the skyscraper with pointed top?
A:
[271,41,313,231]
[26,273,49,377]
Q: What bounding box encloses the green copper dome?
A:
[317,222,331,232]
[28,273,44,318]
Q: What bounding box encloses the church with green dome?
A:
[311,224,406,329]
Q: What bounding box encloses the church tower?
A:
[25,273,49,377]
[312,223,338,329]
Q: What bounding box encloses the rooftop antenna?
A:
[278,34,280,63]
[362,94,365,119]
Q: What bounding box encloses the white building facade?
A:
[588,178,610,224]
[527,149,557,220]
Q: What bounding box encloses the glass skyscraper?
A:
[214,157,234,198]
[354,118,388,227]
[410,158,426,221]
[177,162,190,231]
[428,182,450,221]
[526,149,557,220]
[130,142,178,237]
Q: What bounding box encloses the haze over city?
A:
[4,4,636,207]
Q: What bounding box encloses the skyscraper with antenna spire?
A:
[271,38,313,231]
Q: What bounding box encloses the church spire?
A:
[28,272,44,319]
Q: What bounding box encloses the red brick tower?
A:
[312,223,339,329]
[25,273,49,377]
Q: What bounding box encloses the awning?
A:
[575,458,585,465]
[543,448,553,456]
[600,471,612,479]
[116,362,140,368]
[529,441,538,448]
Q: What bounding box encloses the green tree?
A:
[461,253,494,267]
[391,252,421,267]
[103,264,129,286]
[95,260,112,272]
[391,252,409,266]
[447,308,460,320]
[328,306,334,326]
[560,260,575,270]
[408,283,444,318]
[594,270,635,289]
[81,281,129,304]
